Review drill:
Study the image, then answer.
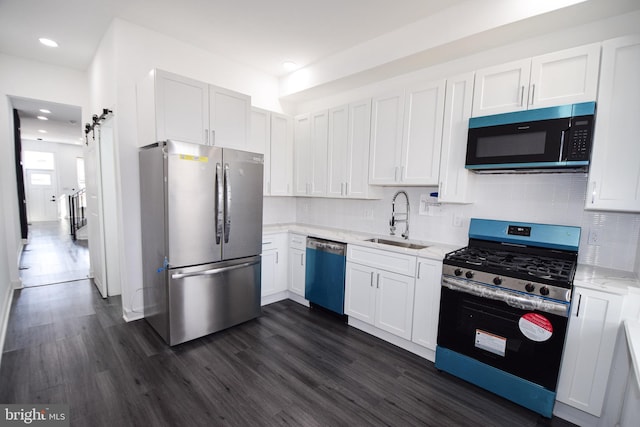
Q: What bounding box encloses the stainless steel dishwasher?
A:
[305,237,347,315]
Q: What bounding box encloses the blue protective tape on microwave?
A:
[469,102,596,129]
[465,160,589,170]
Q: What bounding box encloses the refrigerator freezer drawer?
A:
[166,256,261,345]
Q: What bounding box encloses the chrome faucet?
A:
[390,190,410,239]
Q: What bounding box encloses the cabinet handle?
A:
[575,294,582,317]
[300,253,304,266]
[394,167,399,182]
[276,252,279,264]
[370,271,375,287]
[417,263,422,280]
[529,84,535,106]
[520,86,525,107]
[341,182,344,196]
[376,273,380,289]
[344,182,349,196]
[211,130,216,146]
[400,166,405,182]
[205,128,209,145]
[590,181,597,204]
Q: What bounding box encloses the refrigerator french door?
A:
[140,140,263,345]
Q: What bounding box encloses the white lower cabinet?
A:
[345,245,416,340]
[556,285,625,417]
[411,258,443,351]
[288,233,306,296]
[261,233,288,298]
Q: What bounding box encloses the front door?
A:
[25,169,58,222]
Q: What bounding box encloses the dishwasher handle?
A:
[306,237,346,256]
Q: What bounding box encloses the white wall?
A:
[0,54,89,355]
[87,19,283,319]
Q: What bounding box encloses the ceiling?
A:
[10,97,83,145]
[0,0,467,77]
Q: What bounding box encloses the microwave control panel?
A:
[567,116,594,161]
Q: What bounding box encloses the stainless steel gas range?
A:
[435,218,581,418]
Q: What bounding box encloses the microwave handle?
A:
[559,129,566,162]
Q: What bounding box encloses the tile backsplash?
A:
[264,173,640,273]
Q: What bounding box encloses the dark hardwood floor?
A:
[1,279,576,427]
[19,221,90,287]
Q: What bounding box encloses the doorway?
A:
[11,97,91,289]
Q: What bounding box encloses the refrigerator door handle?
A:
[215,162,223,245]
[171,259,260,280]
[224,163,231,243]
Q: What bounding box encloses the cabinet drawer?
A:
[347,245,416,276]
[289,233,306,250]
[262,233,287,251]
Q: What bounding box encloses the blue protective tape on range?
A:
[435,346,556,418]
[468,218,580,251]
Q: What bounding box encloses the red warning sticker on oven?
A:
[519,313,553,342]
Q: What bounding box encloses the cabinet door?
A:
[556,286,624,416]
[529,43,600,109]
[261,249,278,297]
[586,35,640,212]
[411,259,442,350]
[369,92,404,184]
[472,59,531,117]
[401,80,445,185]
[293,113,311,196]
[270,113,293,196]
[209,85,251,150]
[288,247,305,296]
[345,262,377,325]
[438,73,475,203]
[375,270,415,340]
[250,108,270,194]
[327,105,349,197]
[310,110,329,196]
[346,99,376,198]
[155,70,209,144]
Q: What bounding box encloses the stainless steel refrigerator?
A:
[139,140,263,345]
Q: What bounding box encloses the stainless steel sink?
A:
[364,237,428,250]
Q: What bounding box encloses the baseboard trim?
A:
[0,283,16,370]
[122,307,144,322]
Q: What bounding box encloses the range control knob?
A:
[465,271,474,279]
[540,286,550,296]
[525,283,535,293]
[493,277,502,286]
[454,268,463,276]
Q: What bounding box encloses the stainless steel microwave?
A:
[465,102,596,172]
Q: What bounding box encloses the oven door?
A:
[466,117,570,170]
[436,280,568,391]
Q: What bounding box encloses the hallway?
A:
[19,220,90,287]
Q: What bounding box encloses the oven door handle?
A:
[441,276,569,317]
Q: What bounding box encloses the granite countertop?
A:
[263,223,461,261]
[574,264,640,294]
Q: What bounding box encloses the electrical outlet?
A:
[453,214,463,227]
[363,208,373,219]
[588,229,600,245]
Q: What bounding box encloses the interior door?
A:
[25,169,58,222]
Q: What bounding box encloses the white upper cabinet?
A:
[136,69,251,149]
[269,113,294,196]
[137,69,209,146]
[294,113,312,196]
[250,108,293,196]
[309,110,329,196]
[438,72,475,204]
[369,80,445,186]
[472,43,601,117]
[401,80,446,185]
[209,85,251,150]
[327,100,381,199]
[369,91,405,184]
[586,35,640,212]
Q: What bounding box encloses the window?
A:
[23,150,54,170]
[30,173,52,186]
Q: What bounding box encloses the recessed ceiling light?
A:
[37,116,48,121]
[38,129,47,133]
[39,109,51,114]
[39,38,58,48]
[282,61,298,71]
